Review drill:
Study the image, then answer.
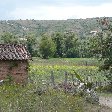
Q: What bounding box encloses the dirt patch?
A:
[99,96,112,109]
[83,103,112,112]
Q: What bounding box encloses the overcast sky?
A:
[1,0,112,20]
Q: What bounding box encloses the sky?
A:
[0,0,112,20]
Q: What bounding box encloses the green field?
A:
[30,58,108,85]
[0,58,111,112]
[31,58,101,66]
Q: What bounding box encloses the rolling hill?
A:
[0,17,111,38]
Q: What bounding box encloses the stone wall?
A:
[0,60,28,84]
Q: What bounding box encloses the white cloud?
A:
[10,3,112,20]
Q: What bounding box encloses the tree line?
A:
[0,18,111,71]
[0,18,112,88]
[0,31,93,59]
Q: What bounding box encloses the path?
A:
[99,96,112,109]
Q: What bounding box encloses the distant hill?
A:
[0,17,111,38]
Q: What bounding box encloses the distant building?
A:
[0,44,31,84]
[19,37,27,41]
[90,31,98,36]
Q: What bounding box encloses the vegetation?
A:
[39,35,56,59]
[1,32,18,44]
[0,17,111,111]
[0,17,111,59]
[0,58,111,112]
[90,18,112,91]
[0,84,111,112]
[0,18,100,38]
[30,58,109,87]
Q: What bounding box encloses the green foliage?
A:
[98,84,112,92]
[30,61,108,85]
[0,18,99,38]
[73,70,84,83]
[91,18,112,67]
[4,74,13,84]
[26,34,38,57]
[52,32,65,57]
[0,18,103,59]
[89,18,112,85]
[39,35,56,59]
[64,32,79,58]
[0,84,85,112]
[31,58,100,66]
[1,32,18,44]
[9,61,18,70]
[0,58,111,111]
[51,32,80,58]
[78,38,94,58]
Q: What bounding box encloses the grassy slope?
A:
[31,57,100,66]
[0,58,111,111]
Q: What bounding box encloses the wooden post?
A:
[50,71,55,88]
[64,71,68,85]
[64,71,68,93]
[71,73,74,85]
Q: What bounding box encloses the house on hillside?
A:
[0,44,31,84]
[90,30,98,36]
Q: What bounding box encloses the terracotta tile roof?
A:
[0,44,31,60]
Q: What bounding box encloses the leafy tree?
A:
[78,39,89,58]
[52,33,65,57]
[52,32,80,58]
[26,34,38,57]
[1,32,18,44]
[90,18,112,87]
[64,32,79,58]
[94,18,112,70]
[39,35,56,59]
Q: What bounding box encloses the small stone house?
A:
[0,44,31,84]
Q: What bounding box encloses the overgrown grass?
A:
[100,93,112,97]
[0,58,111,112]
[30,64,108,85]
[0,83,85,112]
[31,57,101,66]
[0,78,111,112]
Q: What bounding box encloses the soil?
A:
[99,96,112,109]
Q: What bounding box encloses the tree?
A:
[90,18,112,87]
[1,32,18,44]
[39,35,56,59]
[26,34,37,57]
[78,39,91,58]
[52,32,80,58]
[63,32,79,58]
[52,32,65,57]
[94,18,112,70]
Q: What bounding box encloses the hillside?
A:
[0,17,111,38]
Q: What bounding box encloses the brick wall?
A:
[0,60,28,84]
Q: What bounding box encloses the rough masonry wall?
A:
[0,60,28,84]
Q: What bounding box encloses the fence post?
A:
[50,71,56,88]
[71,73,74,85]
[64,71,68,85]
